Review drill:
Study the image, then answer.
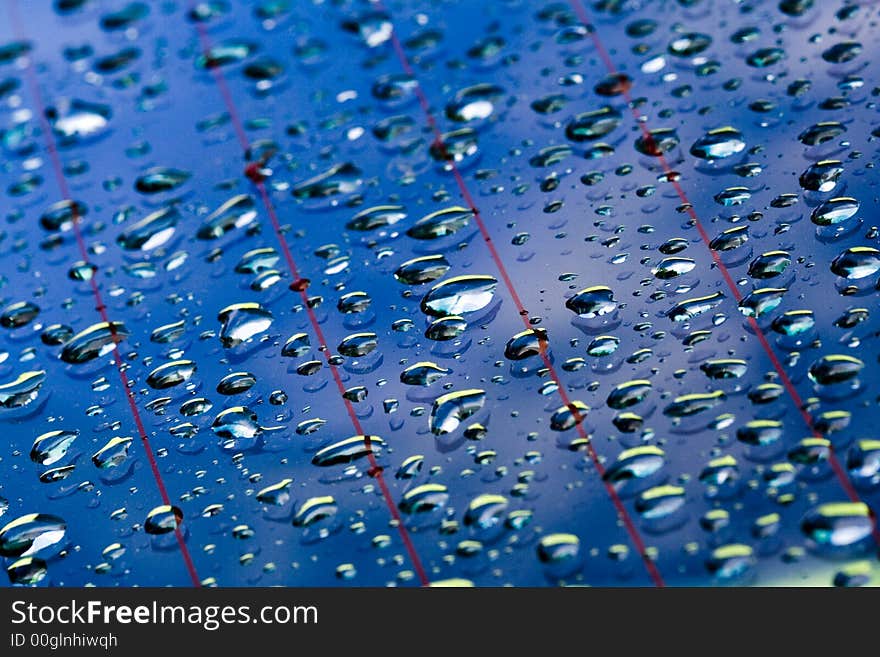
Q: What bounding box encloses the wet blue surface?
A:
[0,0,879,587]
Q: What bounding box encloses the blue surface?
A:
[1,0,879,587]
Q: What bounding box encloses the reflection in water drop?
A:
[60,323,128,364]
[311,436,384,467]
[30,430,79,466]
[144,505,183,535]
[218,303,273,348]
[421,276,498,317]
[0,513,67,558]
[0,371,47,409]
[801,503,874,550]
[430,390,486,435]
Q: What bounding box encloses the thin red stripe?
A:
[192,16,431,587]
[376,2,665,586]
[566,0,880,545]
[8,0,202,587]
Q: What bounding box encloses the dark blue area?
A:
[0,0,878,587]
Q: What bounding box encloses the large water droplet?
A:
[406,206,473,240]
[0,371,46,409]
[60,323,127,364]
[47,99,111,145]
[134,167,191,194]
[197,195,257,240]
[117,206,179,251]
[146,360,197,389]
[566,286,616,318]
[218,303,273,348]
[430,389,486,435]
[831,247,880,280]
[690,127,746,160]
[0,513,67,558]
[421,276,498,317]
[311,436,385,467]
[400,362,450,386]
[30,430,79,466]
[144,505,183,535]
[801,503,874,549]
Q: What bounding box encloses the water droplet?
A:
[690,127,746,160]
[425,316,467,341]
[446,83,504,123]
[212,407,262,447]
[800,160,844,193]
[421,276,497,317]
[808,355,863,385]
[347,205,406,231]
[146,360,197,389]
[847,441,880,488]
[292,163,363,203]
[0,301,40,329]
[47,99,111,145]
[291,495,337,528]
[312,436,384,467]
[399,484,449,515]
[396,455,424,480]
[586,335,619,357]
[144,505,183,535]
[635,485,686,520]
[0,513,66,558]
[218,303,272,348]
[664,391,725,417]
[536,533,579,564]
[748,251,791,279]
[668,32,712,57]
[257,478,294,506]
[603,446,665,492]
[550,401,589,431]
[196,39,258,69]
[30,430,79,466]
[150,320,185,344]
[197,195,257,240]
[771,310,814,337]
[0,371,47,409]
[811,197,859,226]
[738,288,786,319]
[394,255,450,285]
[430,389,486,435]
[216,372,256,395]
[706,544,755,581]
[92,436,133,469]
[700,359,748,380]
[40,200,87,233]
[566,106,622,142]
[667,292,725,322]
[7,557,47,585]
[400,362,450,386]
[607,380,652,410]
[134,167,191,194]
[504,329,547,361]
[831,247,880,280]
[799,121,845,146]
[281,333,310,358]
[407,206,473,240]
[463,494,509,529]
[801,503,874,549]
[566,286,616,318]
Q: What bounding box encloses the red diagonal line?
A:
[375,1,665,587]
[566,0,880,547]
[8,0,202,586]
[191,15,430,587]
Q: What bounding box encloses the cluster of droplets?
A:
[0,0,878,587]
